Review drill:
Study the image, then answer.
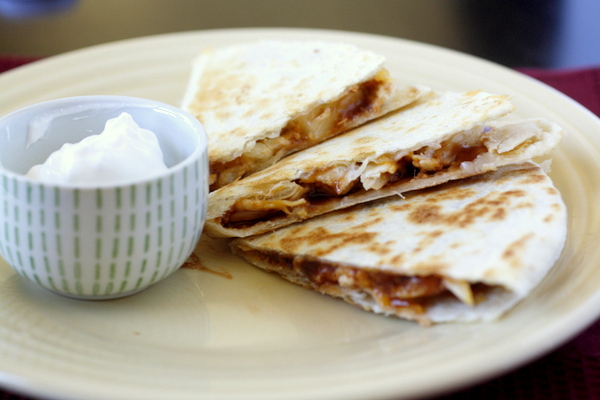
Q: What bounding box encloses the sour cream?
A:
[26,112,169,185]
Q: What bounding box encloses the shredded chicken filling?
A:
[220,135,489,228]
[209,70,393,190]
[243,249,485,314]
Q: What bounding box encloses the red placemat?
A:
[0,56,41,74]
[1,56,600,400]
[519,67,600,118]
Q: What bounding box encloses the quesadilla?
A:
[230,162,567,325]
[204,90,565,238]
[180,40,429,190]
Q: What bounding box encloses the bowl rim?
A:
[0,95,208,189]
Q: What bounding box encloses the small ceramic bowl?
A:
[0,96,208,299]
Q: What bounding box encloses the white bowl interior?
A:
[0,96,203,175]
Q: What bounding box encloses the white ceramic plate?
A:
[1,28,599,400]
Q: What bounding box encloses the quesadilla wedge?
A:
[230,162,567,325]
[204,90,565,238]
[180,40,429,190]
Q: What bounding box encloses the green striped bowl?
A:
[0,96,208,299]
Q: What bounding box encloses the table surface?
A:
[0,0,599,69]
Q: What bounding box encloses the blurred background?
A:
[0,0,598,69]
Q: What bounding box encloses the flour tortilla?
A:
[230,162,567,325]
[205,90,565,238]
[181,40,429,190]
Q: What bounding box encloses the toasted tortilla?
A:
[230,162,567,325]
[181,40,429,190]
[204,90,565,238]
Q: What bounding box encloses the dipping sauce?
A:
[26,112,168,184]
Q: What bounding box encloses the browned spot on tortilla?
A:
[357,216,384,229]
[502,190,527,197]
[190,68,255,113]
[490,207,507,221]
[412,230,445,255]
[352,146,376,156]
[292,77,311,91]
[412,260,450,275]
[365,241,392,255]
[389,203,412,213]
[483,268,498,279]
[287,225,309,236]
[544,214,554,223]
[355,136,376,145]
[492,166,537,184]
[424,187,477,203]
[465,90,483,97]
[519,173,547,185]
[341,212,358,223]
[515,202,535,209]
[546,187,559,195]
[182,253,233,279]
[404,123,426,133]
[385,253,406,266]
[407,189,528,228]
[217,127,246,143]
[502,233,534,268]
[407,204,443,224]
[278,226,377,256]
[259,111,275,121]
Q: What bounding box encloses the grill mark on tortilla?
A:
[515,201,535,209]
[544,203,563,222]
[365,240,394,256]
[292,77,311,91]
[340,212,358,223]
[355,136,377,145]
[276,227,377,255]
[192,68,255,113]
[406,189,529,227]
[407,204,443,225]
[412,230,445,255]
[502,233,534,268]
[502,190,527,197]
[423,187,478,203]
[483,268,498,279]
[387,253,407,266]
[493,165,539,184]
[411,261,451,275]
[518,173,547,184]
